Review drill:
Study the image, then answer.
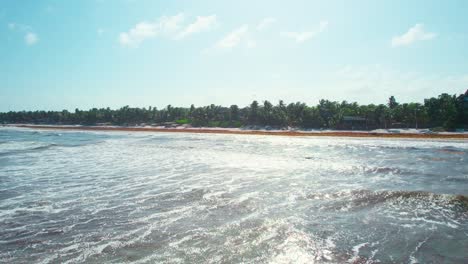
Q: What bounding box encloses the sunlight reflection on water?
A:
[0,128,467,263]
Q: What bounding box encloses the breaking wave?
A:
[305,189,468,210]
[0,127,467,263]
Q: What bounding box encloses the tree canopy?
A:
[1,91,467,131]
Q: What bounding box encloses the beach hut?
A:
[341,116,368,130]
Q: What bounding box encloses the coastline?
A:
[6,124,468,139]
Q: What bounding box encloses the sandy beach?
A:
[8,124,468,139]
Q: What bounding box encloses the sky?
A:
[1,0,468,111]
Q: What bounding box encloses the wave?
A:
[304,189,468,210]
[0,142,57,157]
[437,146,466,155]
[338,143,468,154]
[361,166,404,175]
[0,189,21,200]
[446,175,468,183]
[0,139,106,157]
[339,144,422,151]
[31,143,59,151]
[44,133,62,137]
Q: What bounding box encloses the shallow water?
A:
[0,127,467,263]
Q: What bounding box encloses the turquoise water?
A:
[0,127,467,263]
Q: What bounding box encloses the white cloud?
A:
[256,17,276,31]
[178,15,217,39]
[25,32,38,45]
[119,13,218,46]
[119,22,157,46]
[8,22,31,32]
[158,13,185,34]
[318,20,329,32]
[8,22,38,46]
[213,18,278,50]
[119,13,185,46]
[215,25,249,49]
[281,20,328,43]
[391,24,436,47]
[281,31,314,43]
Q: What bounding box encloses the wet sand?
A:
[11,125,468,139]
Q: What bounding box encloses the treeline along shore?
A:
[1,92,467,135]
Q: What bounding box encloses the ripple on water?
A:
[0,128,467,263]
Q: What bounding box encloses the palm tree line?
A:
[1,91,467,131]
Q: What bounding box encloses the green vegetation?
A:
[1,91,467,131]
[175,118,190,125]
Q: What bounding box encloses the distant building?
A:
[340,116,368,130]
[161,122,178,128]
[391,122,408,129]
[96,122,112,126]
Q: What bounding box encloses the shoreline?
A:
[6,124,468,139]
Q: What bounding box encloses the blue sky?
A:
[1,0,467,111]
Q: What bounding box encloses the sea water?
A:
[0,127,467,263]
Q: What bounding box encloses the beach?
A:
[9,124,468,139]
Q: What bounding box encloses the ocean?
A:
[0,127,467,263]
